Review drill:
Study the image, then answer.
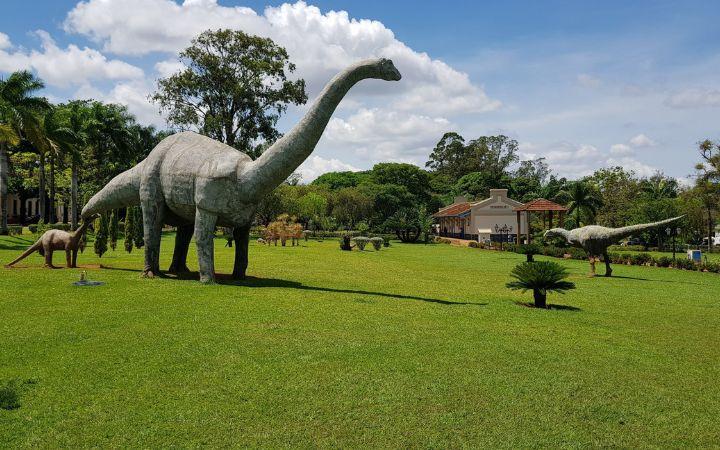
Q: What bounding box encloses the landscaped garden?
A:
[2,232,719,447]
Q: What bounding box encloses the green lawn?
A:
[1,232,719,447]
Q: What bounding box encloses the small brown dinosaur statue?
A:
[5,221,90,268]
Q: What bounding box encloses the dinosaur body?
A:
[5,221,89,268]
[544,216,683,276]
[82,58,402,283]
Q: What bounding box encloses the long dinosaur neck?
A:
[244,61,375,199]
[71,221,90,243]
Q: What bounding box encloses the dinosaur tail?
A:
[81,164,142,219]
[5,240,42,267]
[609,216,684,241]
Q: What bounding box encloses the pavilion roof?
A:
[513,198,568,212]
[432,202,472,218]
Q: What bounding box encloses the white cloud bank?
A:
[0,31,143,88]
[664,87,720,109]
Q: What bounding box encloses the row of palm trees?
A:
[0,70,159,234]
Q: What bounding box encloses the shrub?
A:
[468,241,480,248]
[7,225,22,236]
[383,239,390,247]
[620,253,632,264]
[567,248,586,260]
[353,236,370,251]
[124,207,134,253]
[631,253,653,266]
[132,207,144,248]
[703,261,720,273]
[655,256,672,268]
[673,258,696,270]
[94,214,109,258]
[370,237,384,250]
[506,261,576,309]
[515,243,542,262]
[109,210,119,251]
[339,233,352,251]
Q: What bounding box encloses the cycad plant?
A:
[506,261,575,308]
[515,243,542,262]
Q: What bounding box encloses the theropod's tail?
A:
[5,240,43,267]
[608,216,684,241]
[82,164,142,219]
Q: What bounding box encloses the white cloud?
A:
[605,156,656,177]
[664,87,720,109]
[322,108,451,164]
[577,73,601,89]
[0,30,143,88]
[610,143,633,155]
[629,133,656,147]
[74,80,165,127]
[297,155,359,182]
[155,59,186,78]
[64,0,500,114]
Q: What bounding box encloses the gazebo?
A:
[513,198,568,244]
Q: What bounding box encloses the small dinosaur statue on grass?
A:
[544,216,683,277]
[5,221,90,268]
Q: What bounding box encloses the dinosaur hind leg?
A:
[232,225,250,280]
[140,197,165,278]
[603,251,612,277]
[168,224,193,274]
[44,246,56,268]
[588,256,597,277]
[194,208,217,283]
[5,240,42,267]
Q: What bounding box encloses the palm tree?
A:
[65,101,94,229]
[0,71,49,233]
[640,176,678,200]
[506,261,575,308]
[37,107,77,223]
[557,181,603,227]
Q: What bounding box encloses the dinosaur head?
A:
[544,228,569,241]
[372,58,402,81]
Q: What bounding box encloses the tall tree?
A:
[695,140,720,250]
[558,181,603,227]
[0,71,49,233]
[151,29,307,158]
[37,107,76,223]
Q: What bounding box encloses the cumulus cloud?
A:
[322,108,451,164]
[296,155,359,182]
[610,143,633,155]
[74,80,165,127]
[63,0,500,114]
[628,133,656,147]
[0,30,143,88]
[577,73,601,89]
[664,87,720,109]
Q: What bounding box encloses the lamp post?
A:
[666,226,681,261]
[495,224,510,250]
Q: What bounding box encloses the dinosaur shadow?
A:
[99,266,485,306]
[0,235,34,251]
[515,301,582,311]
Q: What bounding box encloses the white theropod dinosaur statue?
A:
[82,58,402,283]
[544,216,683,277]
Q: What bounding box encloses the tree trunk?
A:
[49,154,56,224]
[38,153,46,221]
[709,212,715,252]
[0,143,8,235]
[533,289,547,308]
[71,160,78,230]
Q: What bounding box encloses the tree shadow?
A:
[515,301,582,311]
[0,235,34,251]
[598,274,701,285]
[100,266,485,306]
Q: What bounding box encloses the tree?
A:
[297,191,327,228]
[557,181,603,227]
[695,139,720,250]
[94,213,109,257]
[331,187,373,229]
[109,209,119,251]
[37,107,76,223]
[370,163,431,201]
[132,206,144,249]
[151,29,307,157]
[586,167,638,228]
[506,261,575,309]
[312,171,368,190]
[124,206,134,253]
[0,71,49,233]
[384,207,422,243]
[640,174,678,200]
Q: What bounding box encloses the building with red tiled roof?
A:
[433,189,529,242]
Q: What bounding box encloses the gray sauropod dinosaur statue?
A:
[5,221,90,268]
[543,216,683,277]
[81,58,402,283]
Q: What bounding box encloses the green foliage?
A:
[108,210,118,251]
[370,236,384,250]
[151,29,307,155]
[515,243,542,262]
[557,181,603,227]
[384,208,422,243]
[132,207,144,249]
[339,233,352,251]
[124,207,134,253]
[93,213,108,258]
[352,236,370,251]
[312,171,369,190]
[506,261,576,308]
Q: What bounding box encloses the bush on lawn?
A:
[673,258,696,270]
[370,237,384,250]
[7,225,22,235]
[339,233,353,251]
[655,256,673,267]
[353,236,370,251]
[506,261,576,309]
[515,243,542,262]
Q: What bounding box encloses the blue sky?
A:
[1,0,719,182]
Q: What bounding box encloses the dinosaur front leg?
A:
[141,199,165,278]
[194,208,217,284]
[603,251,612,277]
[65,249,72,268]
[168,224,193,274]
[71,249,78,268]
[232,225,250,280]
[588,256,597,277]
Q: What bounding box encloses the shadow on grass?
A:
[597,274,701,285]
[0,235,35,251]
[100,266,485,306]
[515,301,581,311]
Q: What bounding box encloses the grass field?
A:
[1,232,719,447]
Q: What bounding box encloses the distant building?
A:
[432,189,528,242]
[4,193,66,224]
